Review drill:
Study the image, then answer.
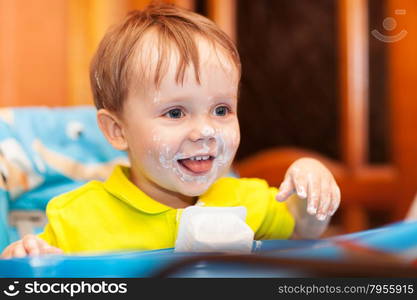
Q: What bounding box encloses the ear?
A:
[97,109,128,151]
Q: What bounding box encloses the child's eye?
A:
[164,108,184,119]
[214,105,230,116]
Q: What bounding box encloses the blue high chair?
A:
[0,106,128,251]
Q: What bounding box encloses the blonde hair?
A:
[90,2,241,112]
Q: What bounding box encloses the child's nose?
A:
[188,121,216,142]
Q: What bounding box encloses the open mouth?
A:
[177,155,215,175]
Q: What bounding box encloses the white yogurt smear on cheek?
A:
[158,144,173,169]
[213,130,236,169]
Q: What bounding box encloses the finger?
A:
[307,175,320,215]
[37,239,63,255]
[37,238,53,254]
[329,184,341,216]
[11,243,27,258]
[317,178,331,221]
[40,241,63,254]
[1,243,16,259]
[22,234,41,256]
[43,246,64,255]
[276,176,296,202]
[292,172,308,200]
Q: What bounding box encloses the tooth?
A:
[188,155,212,161]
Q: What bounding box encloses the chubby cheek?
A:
[126,126,171,177]
[218,123,240,165]
[146,131,179,169]
[228,124,241,155]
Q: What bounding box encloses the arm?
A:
[275,158,341,239]
[285,194,331,239]
[405,192,417,221]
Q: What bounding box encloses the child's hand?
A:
[1,234,63,259]
[275,157,341,221]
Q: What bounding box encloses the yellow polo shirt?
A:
[38,165,294,254]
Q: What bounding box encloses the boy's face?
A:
[120,41,240,198]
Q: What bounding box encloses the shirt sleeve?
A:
[255,187,295,240]
[37,222,59,247]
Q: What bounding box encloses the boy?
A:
[1,3,340,258]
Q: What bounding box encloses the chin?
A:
[171,167,227,197]
[176,180,215,197]
[178,186,209,197]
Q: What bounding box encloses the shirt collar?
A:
[103,165,173,214]
[198,177,239,207]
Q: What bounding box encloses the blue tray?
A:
[0,221,416,277]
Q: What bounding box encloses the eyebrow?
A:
[211,94,238,100]
[154,92,237,103]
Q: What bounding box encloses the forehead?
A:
[128,30,239,96]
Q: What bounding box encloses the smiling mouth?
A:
[177,155,215,175]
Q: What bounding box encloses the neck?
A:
[129,167,197,209]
